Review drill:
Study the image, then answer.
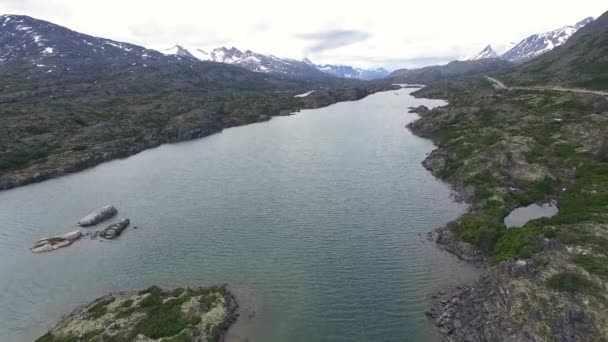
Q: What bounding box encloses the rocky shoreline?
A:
[37,285,240,342]
[409,80,608,341]
[0,83,396,192]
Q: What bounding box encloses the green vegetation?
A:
[451,214,504,254]
[0,144,56,172]
[86,297,115,319]
[120,298,133,307]
[35,333,80,342]
[37,286,230,342]
[0,65,389,188]
[546,272,600,295]
[573,254,608,278]
[411,77,608,267]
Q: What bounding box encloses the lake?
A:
[0,87,478,341]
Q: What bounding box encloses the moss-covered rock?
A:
[36,285,238,342]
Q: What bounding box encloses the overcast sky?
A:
[0,0,606,69]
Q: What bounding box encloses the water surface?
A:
[0,88,478,341]
[504,201,559,228]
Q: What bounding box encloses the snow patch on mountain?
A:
[501,17,594,62]
[468,45,500,60]
[162,45,389,79]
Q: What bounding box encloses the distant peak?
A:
[469,44,499,60]
[574,16,594,29]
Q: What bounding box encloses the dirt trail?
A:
[485,76,608,97]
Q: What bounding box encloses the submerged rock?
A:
[78,205,118,226]
[99,219,130,239]
[36,285,239,342]
[31,230,82,253]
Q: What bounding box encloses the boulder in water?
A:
[78,205,117,226]
[31,230,82,253]
[99,219,130,239]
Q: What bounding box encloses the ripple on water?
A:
[0,88,479,342]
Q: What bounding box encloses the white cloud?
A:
[0,0,605,69]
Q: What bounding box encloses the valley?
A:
[0,4,607,342]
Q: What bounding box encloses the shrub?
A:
[452,215,504,254]
[0,144,56,171]
[87,297,115,319]
[573,254,608,278]
[546,272,599,294]
[493,226,541,262]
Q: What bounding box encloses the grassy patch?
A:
[546,272,599,295]
[493,226,542,262]
[0,144,56,171]
[120,299,133,307]
[573,254,608,278]
[86,297,115,319]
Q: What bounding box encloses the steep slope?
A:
[0,14,175,77]
[502,17,594,63]
[469,45,499,60]
[389,59,513,84]
[502,11,608,90]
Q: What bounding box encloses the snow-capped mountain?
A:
[468,45,500,60]
[0,14,174,74]
[314,63,390,80]
[164,45,209,61]
[165,46,328,78]
[501,17,594,63]
[164,45,389,80]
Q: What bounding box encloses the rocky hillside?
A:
[36,285,237,342]
[0,14,176,77]
[501,10,608,90]
[0,62,393,191]
[388,59,513,84]
[0,15,395,191]
[410,73,608,341]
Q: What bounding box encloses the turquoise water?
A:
[0,88,477,341]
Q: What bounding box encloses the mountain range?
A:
[162,45,389,80]
[0,14,387,81]
[469,17,594,63]
[390,15,598,85]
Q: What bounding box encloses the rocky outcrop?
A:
[99,219,130,239]
[408,105,431,116]
[78,205,117,226]
[31,230,82,253]
[37,285,239,342]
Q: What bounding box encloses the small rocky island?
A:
[37,285,238,342]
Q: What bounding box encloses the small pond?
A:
[504,201,559,228]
